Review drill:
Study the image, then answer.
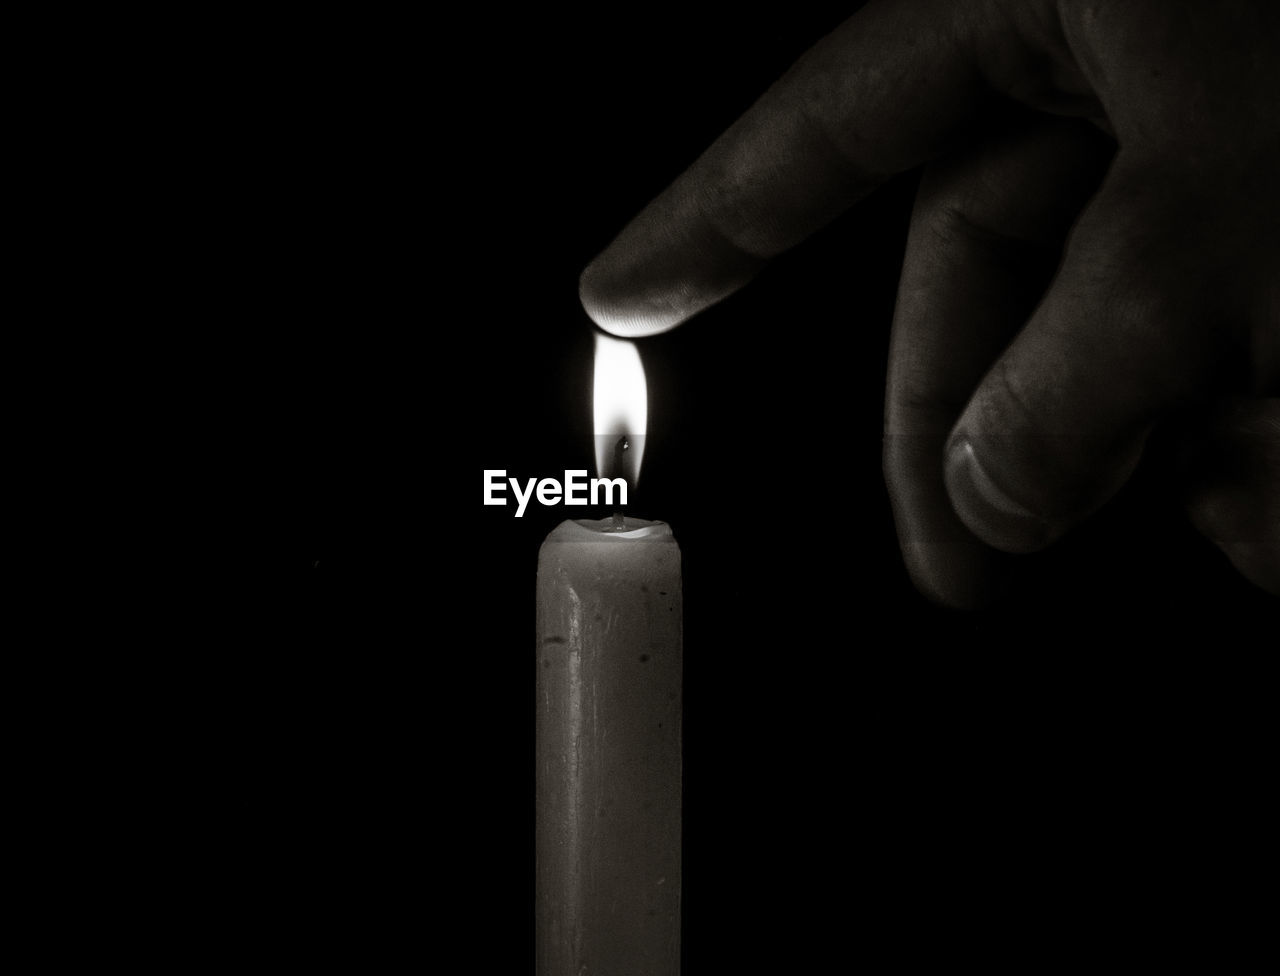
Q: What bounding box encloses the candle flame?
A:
[593,333,647,484]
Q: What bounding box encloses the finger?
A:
[580,0,1091,337]
[1184,399,1280,596]
[884,117,1113,607]
[945,162,1258,555]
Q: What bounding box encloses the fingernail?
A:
[944,436,1055,554]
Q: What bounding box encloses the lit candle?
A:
[535,334,682,974]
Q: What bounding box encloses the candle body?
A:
[536,518,682,976]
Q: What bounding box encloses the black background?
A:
[209,6,1275,967]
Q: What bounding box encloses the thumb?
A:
[944,168,1256,555]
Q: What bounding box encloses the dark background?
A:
[205,6,1274,967]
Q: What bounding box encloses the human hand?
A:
[578,0,1278,604]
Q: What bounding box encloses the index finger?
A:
[579,0,1035,336]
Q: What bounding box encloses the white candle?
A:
[536,515,682,974]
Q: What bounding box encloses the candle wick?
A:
[604,435,632,529]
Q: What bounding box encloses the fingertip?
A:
[943,435,1061,554]
[1191,492,1280,595]
[1183,399,1280,596]
[884,436,1012,610]
[899,538,1009,610]
[1219,544,1280,597]
[577,181,767,338]
[578,260,681,338]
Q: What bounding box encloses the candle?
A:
[536,515,682,974]
[535,329,679,972]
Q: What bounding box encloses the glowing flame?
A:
[593,332,647,484]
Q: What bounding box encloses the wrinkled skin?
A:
[579,0,1278,604]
